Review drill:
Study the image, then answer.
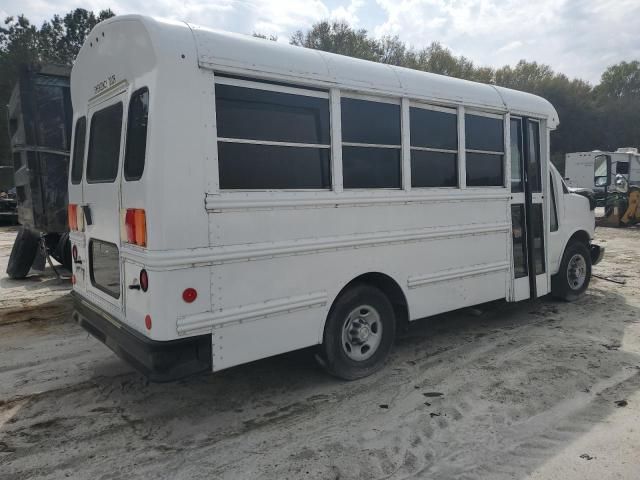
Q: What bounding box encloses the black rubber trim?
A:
[72,292,211,382]
[590,244,605,266]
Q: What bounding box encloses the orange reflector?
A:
[144,314,152,330]
[124,208,147,247]
[68,204,78,231]
[134,209,146,247]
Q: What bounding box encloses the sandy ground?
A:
[0,225,639,480]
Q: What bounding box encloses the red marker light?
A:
[71,274,76,285]
[182,288,197,303]
[145,315,152,330]
[139,269,148,292]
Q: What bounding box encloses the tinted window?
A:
[341,98,400,145]
[216,84,330,144]
[550,173,559,232]
[511,205,528,279]
[86,103,123,183]
[410,107,457,150]
[466,152,503,187]
[527,121,542,193]
[510,118,523,192]
[124,88,149,181]
[531,203,545,274]
[616,162,629,174]
[90,240,120,299]
[466,114,504,152]
[218,142,330,189]
[71,117,86,184]
[411,151,457,188]
[342,146,401,188]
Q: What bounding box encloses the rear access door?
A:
[81,90,127,315]
[510,117,548,301]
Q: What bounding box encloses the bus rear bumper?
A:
[72,292,212,382]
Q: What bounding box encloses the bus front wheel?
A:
[319,284,396,380]
[551,241,592,302]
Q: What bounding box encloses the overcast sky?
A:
[2,0,639,84]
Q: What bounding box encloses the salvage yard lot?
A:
[0,225,639,480]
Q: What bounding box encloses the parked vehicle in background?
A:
[565,148,640,193]
[565,148,640,226]
[69,15,603,382]
[6,64,73,278]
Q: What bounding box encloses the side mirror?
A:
[594,154,612,187]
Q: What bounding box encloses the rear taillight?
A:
[123,208,147,247]
[67,204,84,232]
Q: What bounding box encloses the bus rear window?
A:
[87,102,123,183]
[70,117,86,184]
[89,240,120,298]
[124,88,149,180]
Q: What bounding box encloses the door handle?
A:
[82,204,93,226]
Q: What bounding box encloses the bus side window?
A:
[216,81,331,190]
[341,97,401,189]
[465,113,504,187]
[410,105,458,188]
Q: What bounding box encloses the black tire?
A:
[319,284,396,380]
[551,241,592,301]
[50,232,72,271]
[6,227,40,279]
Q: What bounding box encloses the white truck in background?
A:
[564,148,640,191]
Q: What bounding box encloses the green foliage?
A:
[1,11,640,173]
[291,20,382,61]
[596,61,640,99]
[290,20,640,169]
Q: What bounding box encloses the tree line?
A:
[288,21,640,172]
[2,10,639,173]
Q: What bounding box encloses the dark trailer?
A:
[6,64,72,278]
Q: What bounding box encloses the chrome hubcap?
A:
[342,305,382,361]
[567,253,587,290]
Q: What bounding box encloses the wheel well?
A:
[568,230,590,247]
[334,272,409,329]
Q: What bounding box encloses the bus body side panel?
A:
[196,194,510,371]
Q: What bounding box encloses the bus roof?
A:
[76,15,559,128]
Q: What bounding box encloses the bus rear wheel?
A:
[551,241,592,301]
[320,284,396,380]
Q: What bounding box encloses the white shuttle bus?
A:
[69,15,603,381]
